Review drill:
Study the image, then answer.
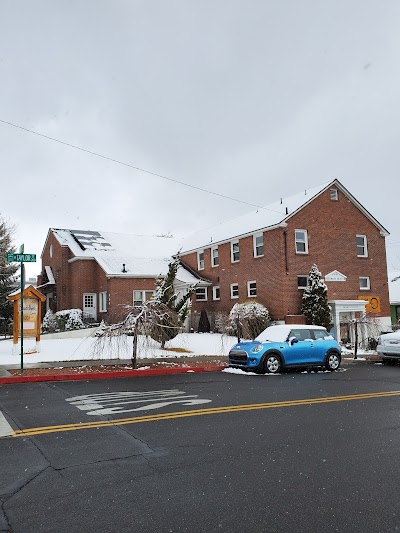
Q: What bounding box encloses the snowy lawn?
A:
[0,332,236,365]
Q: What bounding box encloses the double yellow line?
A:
[6,390,400,438]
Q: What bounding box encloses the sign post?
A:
[6,246,39,373]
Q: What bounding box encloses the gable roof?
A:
[44,229,203,283]
[180,179,389,253]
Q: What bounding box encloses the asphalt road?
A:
[1,361,400,533]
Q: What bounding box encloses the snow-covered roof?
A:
[388,271,400,304]
[47,228,202,282]
[180,179,389,253]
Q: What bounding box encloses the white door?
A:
[83,293,97,321]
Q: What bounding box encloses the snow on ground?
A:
[0,332,236,365]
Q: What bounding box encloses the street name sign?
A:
[6,253,36,262]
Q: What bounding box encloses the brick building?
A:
[37,179,391,343]
[179,179,391,342]
[37,229,205,323]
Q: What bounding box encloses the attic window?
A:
[330,188,338,201]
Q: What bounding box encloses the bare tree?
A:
[341,313,382,359]
[94,301,181,368]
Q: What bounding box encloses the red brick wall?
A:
[181,187,390,324]
[107,277,157,321]
[40,233,74,312]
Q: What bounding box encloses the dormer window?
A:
[330,188,339,201]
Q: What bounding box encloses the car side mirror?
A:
[289,337,299,345]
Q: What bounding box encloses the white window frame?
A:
[197,250,205,270]
[231,240,240,263]
[356,235,368,257]
[211,246,219,267]
[297,275,309,290]
[99,291,108,312]
[230,283,239,299]
[247,280,257,297]
[295,229,308,254]
[253,233,264,258]
[133,290,155,306]
[212,286,220,301]
[359,276,370,290]
[195,287,207,301]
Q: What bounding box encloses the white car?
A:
[377,331,400,364]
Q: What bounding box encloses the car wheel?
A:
[263,353,282,374]
[325,350,341,371]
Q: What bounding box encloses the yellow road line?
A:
[6,390,400,438]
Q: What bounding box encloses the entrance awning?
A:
[329,300,368,314]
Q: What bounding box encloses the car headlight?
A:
[252,344,264,354]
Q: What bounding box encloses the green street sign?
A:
[6,253,36,262]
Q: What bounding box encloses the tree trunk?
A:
[131,323,138,368]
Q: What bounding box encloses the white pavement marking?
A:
[66,389,212,416]
[0,410,14,437]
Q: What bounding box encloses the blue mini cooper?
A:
[228,324,341,374]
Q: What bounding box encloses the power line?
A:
[0,118,286,216]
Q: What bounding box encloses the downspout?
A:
[283,230,289,273]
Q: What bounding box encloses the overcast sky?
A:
[1,0,399,279]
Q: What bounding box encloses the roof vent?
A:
[330,188,339,201]
[285,207,288,215]
[122,264,127,273]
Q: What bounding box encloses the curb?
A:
[0,365,225,385]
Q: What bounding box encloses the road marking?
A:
[0,410,14,437]
[4,390,400,439]
[66,389,212,416]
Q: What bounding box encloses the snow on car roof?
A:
[255,324,327,342]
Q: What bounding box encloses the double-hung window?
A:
[230,283,239,299]
[197,250,205,270]
[211,247,219,267]
[356,235,368,257]
[295,230,308,254]
[133,290,154,306]
[231,240,240,263]
[253,233,264,258]
[196,287,207,301]
[247,280,257,297]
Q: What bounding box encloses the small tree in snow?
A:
[150,254,196,348]
[95,301,180,368]
[301,264,331,330]
[42,309,58,333]
[229,301,270,342]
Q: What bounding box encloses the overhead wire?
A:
[0,118,286,216]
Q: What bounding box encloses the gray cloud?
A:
[0,0,399,277]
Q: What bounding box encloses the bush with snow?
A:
[41,310,58,333]
[54,309,84,331]
[229,301,270,341]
